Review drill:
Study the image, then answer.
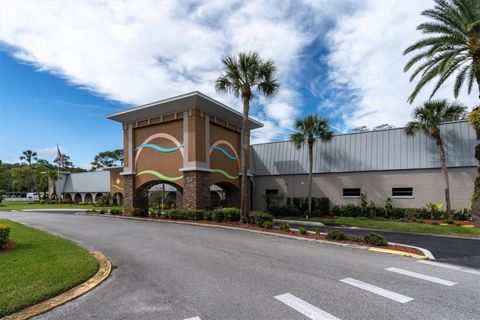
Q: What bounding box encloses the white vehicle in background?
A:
[26,192,40,200]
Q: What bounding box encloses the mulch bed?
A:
[0,241,16,253]
[155,218,425,257]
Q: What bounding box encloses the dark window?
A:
[265,189,279,195]
[392,188,413,197]
[343,188,361,197]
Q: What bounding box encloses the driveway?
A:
[1,211,479,320]
[281,222,480,268]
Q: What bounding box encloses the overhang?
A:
[106,91,263,130]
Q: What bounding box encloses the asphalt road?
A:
[1,211,479,320]
[282,222,480,268]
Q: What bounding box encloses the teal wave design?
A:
[135,143,184,153]
[212,168,238,180]
[211,146,238,160]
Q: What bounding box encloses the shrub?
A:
[452,208,471,221]
[99,209,106,215]
[445,218,454,224]
[431,221,439,225]
[212,209,224,222]
[315,227,321,235]
[90,209,97,213]
[311,197,330,215]
[223,207,240,222]
[327,230,346,240]
[131,208,147,217]
[270,204,299,217]
[404,208,415,220]
[331,204,361,217]
[202,210,212,221]
[363,232,387,246]
[0,224,10,248]
[249,211,274,227]
[298,227,307,235]
[109,208,122,216]
[279,223,290,232]
[346,234,362,242]
[263,221,273,229]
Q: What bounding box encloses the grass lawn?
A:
[0,202,122,211]
[0,220,99,317]
[281,216,480,238]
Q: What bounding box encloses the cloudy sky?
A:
[0,0,476,168]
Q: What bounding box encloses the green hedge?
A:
[285,197,330,215]
[249,211,274,227]
[331,204,471,220]
[0,224,10,248]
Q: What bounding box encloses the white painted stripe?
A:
[274,293,341,320]
[184,317,201,320]
[386,267,456,286]
[418,260,480,275]
[340,278,413,304]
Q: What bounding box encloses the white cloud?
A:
[35,146,61,161]
[325,0,478,129]
[0,0,348,142]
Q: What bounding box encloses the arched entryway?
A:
[74,193,83,203]
[64,193,73,202]
[84,193,93,202]
[113,193,124,205]
[94,193,103,203]
[210,182,240,208]
[135,181,183,214]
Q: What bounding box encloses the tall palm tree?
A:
[290,115,333,215]
[216,51,279,221]
[47,169,60,199]
[403,0,480,219]
[405,100,466,216]
[20,150,42,199]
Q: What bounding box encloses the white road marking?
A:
[274,293,341,320]
[418,260,480,275]
[184,317,201,320]
[386,267,456,286]
[340,278,413,304]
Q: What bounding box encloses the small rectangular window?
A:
[265,189,279,195]
[392,187,413,197]
[343,188,361,197]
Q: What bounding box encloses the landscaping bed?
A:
[0,220,99,317]
[0,201,122,212]
[280,216,480,238]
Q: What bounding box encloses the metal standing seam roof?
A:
[251,120,476,176]
[62,170,111,193]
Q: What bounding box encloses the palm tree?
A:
[290,115,333,215]
[216,51,279,221]
[405,100,466,216]
[403,0,480,221]
[20,150,42,199]
[47,169,60,200]
[404,0,480,103]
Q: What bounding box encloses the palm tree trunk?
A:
[307,140,313,215]
[29,163,41,200]
[240,97,250,222]
[433,131,451,217]
[471,58,480,223]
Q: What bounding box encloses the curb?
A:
[3,251,112,320]
[82,213,426,260]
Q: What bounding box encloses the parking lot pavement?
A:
[1,211,479,320]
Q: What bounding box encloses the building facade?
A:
[57,93,476,211]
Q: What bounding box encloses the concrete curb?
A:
[3,251,112,320]
[274,219,325,227]
[82,213,427,260]
[20,209,90,212]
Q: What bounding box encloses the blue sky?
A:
[0,0,476,168]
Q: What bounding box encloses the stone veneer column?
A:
[122,174,135,215]
[176,189,183,209]
[182,171,210,210]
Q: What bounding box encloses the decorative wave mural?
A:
[211,146,238,160]
[112,184,124,191]
[212,169,238,180]
[136,170,183,182]
[135,133,185,167]
[135,143,185,153]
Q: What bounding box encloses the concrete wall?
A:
[252,167,475,211]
